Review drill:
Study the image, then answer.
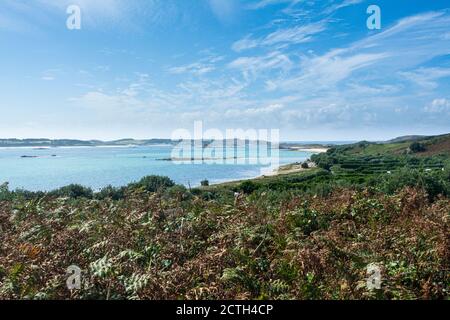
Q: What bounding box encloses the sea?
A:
[0,143,339,191]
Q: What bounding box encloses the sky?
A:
[0,0,449,141]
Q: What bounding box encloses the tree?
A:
[409,142,426,153]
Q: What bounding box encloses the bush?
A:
[129,175,175,193]
[239,180,258,194]
[165,185,190,201]
[379,168,449,200]
[12,189,45,200]
[0,182,11,201]
[200,179,210,187]
[409,142,426,153]
[311,154,334,170]
[301,162,309,169]
[96,185,126,200]
[49,184,93,199]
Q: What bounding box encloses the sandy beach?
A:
[287,147,330,153]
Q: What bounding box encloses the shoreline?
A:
[1,148,328,191]
[210,149,327,186]
[287,147,330,153]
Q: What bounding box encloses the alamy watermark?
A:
[171,121,280,175]
[66,265,82,290]
[64,4,380,31]
[66,5,81,30]
[366,263,382,290]
[367,5,381,30]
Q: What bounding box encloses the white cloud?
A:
[0,0,176,32]
[274,50,389,93]
[247,0,301,10]
[263,21,327,46]
[268,10,450,95]
[232,20,327,51]
[169,63,216,76]
[225,103,284,118]
[228,51,292,78]
[168,55,224,76]
[322,0,364,15]
[232,35,260,52]
[399,68,450,90]
[40,69,61,81]
[208,0,241,24]
[424,98,450,114]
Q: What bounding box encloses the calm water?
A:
[0,145,314,191]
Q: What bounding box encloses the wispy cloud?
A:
[270,10,450,92]
[208,0,241,24]
[322,0,365,15]
[168,55,224,76]
[246,0,301,10]
[68,9,450,134]
[424,98,450,114]
[4,0,450,139]
[232,20,327,51]
[400,67,450,90]
[228,51,292,79]
[0,0,182,32]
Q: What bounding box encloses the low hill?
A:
[328,133,450,157]
[0,138,176,148]
[385,135,428,144]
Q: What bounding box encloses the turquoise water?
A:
[0,145,313,191]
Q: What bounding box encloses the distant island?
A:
[0,138,282,148]
[0,138,177,148]
[0,138,330,150]
[2,135,448,153]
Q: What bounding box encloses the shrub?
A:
[49,184,93,199]
[311,154,334,170]
[96,185,126,200]
[301,162,309,169]
[239,180,258,194]
[129,175,175,193]
[379,168,449,200]
[200,179,210,187]
[165,185,190,201]
[409,142,426,153]
[0,182,11,201]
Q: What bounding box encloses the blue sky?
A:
[0,0,449,141]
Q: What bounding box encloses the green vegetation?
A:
[409,142,426,153]
[0,135,449,300]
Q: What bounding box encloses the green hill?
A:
[328,133,450,157]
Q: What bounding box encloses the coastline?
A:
[287,147,330,153]
[257,148,327,178]
[210,148,327,186]
[1,147,328,191]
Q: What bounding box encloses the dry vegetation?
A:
[0,185,448,300]
[1,135,449,300]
